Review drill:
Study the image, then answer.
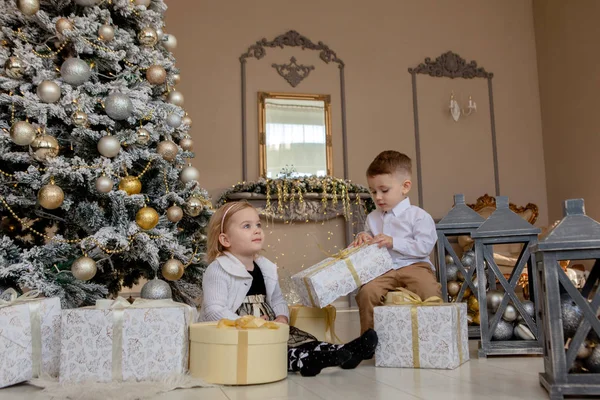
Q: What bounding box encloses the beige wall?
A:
[163,0,549,270]
[534,0,600,223]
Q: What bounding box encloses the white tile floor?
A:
[0,310,562,400]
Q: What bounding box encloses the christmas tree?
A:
[0,0,212,307]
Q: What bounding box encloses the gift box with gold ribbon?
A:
[292,244,393,308]
[375,289,469,369]
[59,297,195,383]
[289,305,341,343]
[0,289,61,388]
[189,316,289,385]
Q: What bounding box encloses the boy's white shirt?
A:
[199,251,290,322]
[365,197,437,270]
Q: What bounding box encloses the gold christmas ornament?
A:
[37,80,61,103]
[10,121,36,146]
[447,281,460,297]
[166,90,184,106]
[118,176,142,195]
[5,56,24,79]
[138,26,158,46]
[161,258,184,281]
[55,18,73,34]
[146,65,167,85]
[179,136,194,151]
[185,196,203,217]
[38,180,64,210]
[136,128,151,145]
[157,140,178,161]
[472,313,481,325]
[136,206,159,230]
[182,114,192,127]
[172,73,181,85]
[166,205,183,222]
[30,134,60,162]
[71,256,97,281]
[17,0,40,15]
[467,296,479,312]
[162,33,177,51]
[98,24,115,41]
[71,110,88,127]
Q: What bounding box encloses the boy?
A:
[353,150,441,333]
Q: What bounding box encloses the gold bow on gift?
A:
[217,315,279,330]
[386,288,463,368]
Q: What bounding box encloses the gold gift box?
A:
[189,322,290,385]
[289,305,339,343]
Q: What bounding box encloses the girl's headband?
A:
[220,204,235,234]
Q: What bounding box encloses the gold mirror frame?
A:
[258,92,333,178]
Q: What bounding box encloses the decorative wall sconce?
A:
[449,91,476,122]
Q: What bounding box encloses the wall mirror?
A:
[258,92,333,178]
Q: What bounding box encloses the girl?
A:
[199,201,378,377]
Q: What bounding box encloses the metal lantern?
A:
[436,194,486,338]
[472,196,542,357]
[534,199,600,399]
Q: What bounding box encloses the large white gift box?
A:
[0,290,61,388]
[292,244,393,308]
[59,297,195,383]
[375,293,469,369]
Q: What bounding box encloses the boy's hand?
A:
[274,315,289,324]
[372,234,393,249]
[351,232,373,247]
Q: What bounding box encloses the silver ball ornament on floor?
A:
[37,81,61,103]
[55,18,73,34]
[517,300,535,323]
[179,136,194,151]
[97,136,121,158]
[461,250,475,268]
[166,113,182,128]
[17,0,40,15]
[157,140,178,161]
[10,121,36,146]
[162,34,177,51]
[486,290,504,313]
[95,175,114,193]
[74,0,101,5]
[5,57,24,79]
[492,318,514,341]
[136,128,151,145]
[456,267,467,282]
[185,196,203,217]
[502,304,518,322]
[146,65,166,84]
[98,24,115,41]
[561,293,584,338]
[138,27,158,46]
[166,90,184,106]
[180,165,200,183]
[446,263,458,282]
[71,256,97,281]
[105,93,133,120]
[162,258,184,281]
[60,58,91,86]
[514,324,536,340]
[30,134,60,162]
[140,277,172,300]
[166,205,184,223]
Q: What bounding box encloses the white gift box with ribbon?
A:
[59,297,196,383]
[0,289,61,388]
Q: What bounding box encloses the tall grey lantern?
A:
[534,199,600,400]
[436,194,485,338]
[472,196,542,357]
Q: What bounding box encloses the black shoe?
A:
[300,349,352,377]
[340,329,378,369]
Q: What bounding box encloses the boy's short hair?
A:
[366,150,412,177]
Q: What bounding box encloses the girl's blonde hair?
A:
[205,201,256,263]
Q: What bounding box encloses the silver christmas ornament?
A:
[138,27,158,46]
[185,196,203,217]
[166,113,181,128]
[95,175,114,193]
[166,90,184,106]
[447,281,460,297]
[561,293,583,338]
[162,33,177,51]
[60,58,91,86]
[134,0,151,6]
[486,290,504,313]
[166,205,184,223]
[136,128,151,145]
[172,73,181,85]
[74,0,100,5]
[584,346,600,373]
[182,115,192,127]
[37,81,61,103]
[577,340,594,359]
[492,318,514,341]
[97,135,121,158]
[157,140,178,161]
[461,250,475,267]
[10,121,36,146]
[98,24,115,41]
[517,300,535,323]
[180,164,200,183]
[514,324,536,340]
[471,273,485,297]
[502,304,518,322]
[140,277,172,299]
[445,255,454,265]
[179,136,194,151]
[17,0,39,15]
[446,263,458,282]
[55,18,73,34]
[146,65,167,85]
[71,110,88,127]
[30,134,59,161]
[5,57,24,79]
[71,256,97,281]
[105,93,133,120]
